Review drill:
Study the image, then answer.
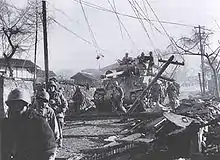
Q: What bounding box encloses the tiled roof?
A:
[0,58,39,69]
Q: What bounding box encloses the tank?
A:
[93,58,148,112]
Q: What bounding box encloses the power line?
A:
[52,18,109,54]
[132,0,163,35]
[107,0,123,39]
[79,0,103,57]
[129,0,164,58]
[128,0,156,49]
[51,4,78,25]
[71,0,200,61]
[128,0,164,59]
[52,18,92,45]
[144,0,184,62]
[71,0,196,28]
[107,0,137,47]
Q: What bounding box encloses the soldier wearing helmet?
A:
[138,52,148,69]
[146,51,154,75]
[72,86,83,114]
[111,81,127,113]
[166,81,179,109]
[149,80,162,104]
[121,52,133,65]
[2,88,57,160]
[34,89,60,144]
[48,80,68,147]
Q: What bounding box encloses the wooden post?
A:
[42,0,49,89]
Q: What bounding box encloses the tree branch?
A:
[216,60,220,72]
[175,42,202,56]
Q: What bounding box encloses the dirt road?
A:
[56,119,127,159]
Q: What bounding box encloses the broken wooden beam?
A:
[158,58,184,66]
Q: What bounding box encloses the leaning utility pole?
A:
[42,0,49,89]
[127,55,175,113]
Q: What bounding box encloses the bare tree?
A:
[168,28,220,98]
[0,0,46,77]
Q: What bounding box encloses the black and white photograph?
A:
[0,0,220,159]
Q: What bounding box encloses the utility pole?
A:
[34,0,38,92]
[42,0,49,89]
[198,25,206,95]
[198,73,203,94]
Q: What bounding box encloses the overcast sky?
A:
[10,0,220,74]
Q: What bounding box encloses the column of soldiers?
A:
[149,80,180,109]
[108,79,180,113]
[111,51,179,113]
[2,79,68,160]
[120,51,155,76]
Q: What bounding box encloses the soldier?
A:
[111,81,127,113]
[160,80,167,104]
[48,80,68,148]
[173,81,180,97]
[167,81,179,109]
[149,80,162,105]
[138,52,148,69]
[147,51,154,75]
[85,82,90,90]
[2,88,57,160]
[72,86,84,114]
[121,52,133,65]
[34,89,60,144]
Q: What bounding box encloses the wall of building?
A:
[0,67,34,79]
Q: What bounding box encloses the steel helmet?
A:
[49,77,57,82]
[48,80,57,89]
[5,88,31,105]
[36,89,50,102]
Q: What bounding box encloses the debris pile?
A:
[78,97,220,160]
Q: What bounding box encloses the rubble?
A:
[55,55,220,160]
[65,96,220,160]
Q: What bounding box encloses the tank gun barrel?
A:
[127,55,174,113]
